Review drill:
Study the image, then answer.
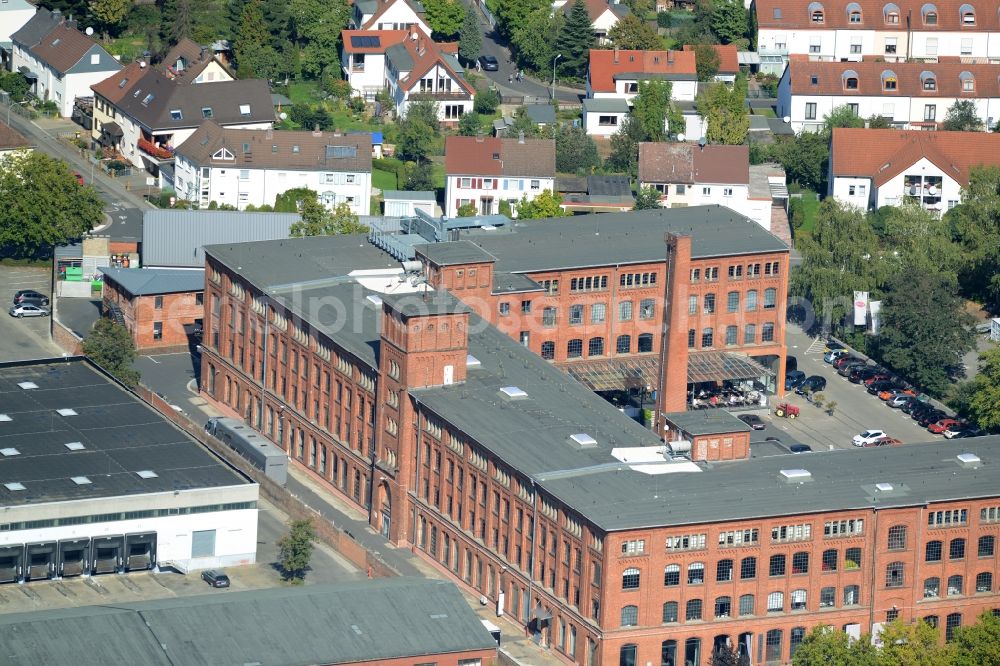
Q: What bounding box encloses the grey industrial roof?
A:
[454,205,788,273]
[0,359,249,507]
[0,578,497,666]
[205,234,401,290]
[416,239,497,266]
[100,268,205,296]
[142,209,301,267]
[582,97,630,113]
[664,409,752,436]
[493,272,543,294]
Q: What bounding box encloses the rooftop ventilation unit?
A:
[499,386,528,400]
[17,382,38,390]
[875,482,894,492]
[136,470,159,479]
[64,442,85,451]
[0,448,19,457]
[956,453,981,468]
[4,482,25,491]
[56,409,78,417]
[71,476,92,485]
[780,468,812,483]
[366,294,383,307]
[466,354,481,368]
[569,433,598,448]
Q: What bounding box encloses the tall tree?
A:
[291,0,350,80]
[875,620,952,666]
[82,319,141,388]
[942,99,985,131]
[956,346,1000,431]
[234,0,280,79]
[607,14,662,50]
[792,626,876,666]
[772,131,829,192]
[633,186,661,210]
[277,519,317,583]
[823,104,866,132]
[423,0,465,38]
[290,199,367,236]
[951,610,1000,666]
[606,115,645,175]
[492,0,549,41]
[554,0,594,78]
[458,7,482,64]
[692,43,720,81]
[710,0,747,44]
[89,0,130,36]
[511,9,559,73]
[697,75,749,144]
[397,101,440,163]
[515,190,568,219]
[0,152,103,259]
[555,124,600,173]
[948,166,1000,304]
[879,266,975,395]
[632,80,683,141]
[160,0,193,45]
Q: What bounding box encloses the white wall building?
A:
[383,30,475,122]
[586,48,699,102]
[341,29,408,99]
[444,135,556,217]
[0,0,35,47]
[351,0,430,33]
[828,127,999,212]
[10,8,121,118]
[777,60,1000,132]
[174,122,373,214]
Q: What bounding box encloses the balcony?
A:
[409,91,471,101]
[137,137,174,161]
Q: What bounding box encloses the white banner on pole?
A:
[853,291,869,326]
[869,300,882,335]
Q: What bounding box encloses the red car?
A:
[928,418,961,434]
[863,372,892,387]
[864,436,902,447]
[74,172,84,185]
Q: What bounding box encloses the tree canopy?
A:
[692,43,720,81]
[516,190,568,219]
[824,104,866,133]
[606,115,646,175]
[290,199,368,236]
[423,0,465,38]
[234,0,280,79]
[942,100,985,131]
[634,186,662,210]
[607,14,662,50]
[396,101,440,163]
[957,346,1000,432]
[555,124,600,174]
[554,0,594,77]
[710,0,748,45]
[947,166,1000,305]
[290,0,351,80]
[458,7,482,63]
[277,518,317,582]
[632,80,684,142]
[697,75,750,144]
[82,319,140,388]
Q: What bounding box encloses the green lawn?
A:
[373,167,397,191]
[105,37,146,63]
[753,107,777,118]
[798,190,820,234]
[285,82,322,106]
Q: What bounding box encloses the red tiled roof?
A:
[588,49,697,93]
[92,61,148,105]
[31,22,115,75]
[340,29,408,53]
[757,0,1000,31]
[638,142,749,185]
[394,29,475,95]
[445,136,556,178]
[830,127,1000,186]
[786,60,1000,97]
[682,44,739,75]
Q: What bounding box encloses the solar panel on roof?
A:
[350,35,381,48]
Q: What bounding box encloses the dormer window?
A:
[882,70,898,90]
[811,75,819,85]
[843,70,859,90]
[141,93,154,106]
[921,71,937,90]
[809,2,825,23]
[772,7,782,19]
[960,4,975,25]
[170,109,182,120]
[239,104,251,117]
[118,77,128,89]
[202,107,213,118]
[960,71,975,91]
[883,3,900,23]
[847,3,862,23]
[922,3,938,25]
[212,148,235,160]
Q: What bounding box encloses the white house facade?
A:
[0,0,35,46]
[341,29,408,99]
[444,136,556,217]
[352,0,430,33]
[384,32,475,122]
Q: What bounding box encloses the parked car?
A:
[201,569,231,588]
[864,436,902,447]
[853,430,888,447]
[917,410,947,427]
[738,414,766,430]
[833,355,861,370]
[881,388,915,402]
[863,372,893,387]
[74,172,84,185]
[848,366,882,383]
[12,289,49,306]
[824,349,849,364]
[9,304,49,318]
[928,418,962,435]
[786,355,797,372]
[901,398,929,415]
[795,375,827,395]
[789,443,813,454]
[887,393,918,408]
[838,361,868,377]
[824,340,846,353]
[478,55,499,71]
[867,379,899,396]
[951,428,985,439]
[907,401,938,418]
[784,370,806,390]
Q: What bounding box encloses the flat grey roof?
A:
[525,104,556,124]
[383,189,436,201]
[142,209,301,267]
[416,239,497,266]
[0,578,497,666]
[455,205,788,273]
[665,409,752,436]
[493,272,543,294]
[0,359,249,506]
[582,97,630,113]
[99,268,205,296]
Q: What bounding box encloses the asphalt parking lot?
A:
[0,499,364,617]
[0,266,60,362]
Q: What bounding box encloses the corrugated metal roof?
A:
[142,210,300,267]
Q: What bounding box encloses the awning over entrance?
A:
[687,351,773,384]
[564,356,659,392]
[17,66,37,80]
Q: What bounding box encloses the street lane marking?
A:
[144,355,160,364]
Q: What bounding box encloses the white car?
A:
[853,430,887,447]
[9,304,49,318]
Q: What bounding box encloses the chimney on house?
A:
[266,127,273,139]
[667,50,674,65]
[313,125,322,137]
[475,132,484,142]
[613,47,619,64]
[518,131,525,144]
[409,25,419,41]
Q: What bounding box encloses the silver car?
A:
[9,304,49,318]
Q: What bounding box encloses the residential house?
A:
[754,0,1000,76]
[0,0,35,62]
[443,135,556,217]
[383,189,436,216]
[173,121,372,214]
[563,0,630,44]
[777,59,1000,132]
[638,142,781,231]
[384,27,474,122]
[683,43,741,82]
[11,8,122,118]
[351,0,430,33]
[90,61,274,179]
[341,29,408,99]
[559,174,635,213]
[828,126,1000,211]
[0,121,31,156]
[585,48,701,137]
[156,37,235,84]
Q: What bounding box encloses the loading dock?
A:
[91,535,124,575]
[24,542,57,581]
[58,539,90,578]
[124,533,156,571]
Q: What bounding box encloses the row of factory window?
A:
[0,502,257,532]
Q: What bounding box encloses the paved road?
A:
[55,297,101,338]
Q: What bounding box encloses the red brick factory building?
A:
[196,209,1000,665]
